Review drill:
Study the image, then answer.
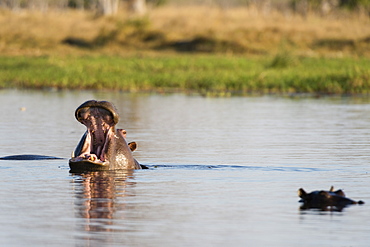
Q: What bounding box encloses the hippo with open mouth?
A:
[298,186,364,211]
[69,100,142,172]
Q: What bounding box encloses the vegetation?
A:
[0,3,369,95]
[1,0,370,14]
[1,55,369,95]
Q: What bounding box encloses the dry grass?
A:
[0,9,109,55]
[0,5,369,56]
[149,5,370,56]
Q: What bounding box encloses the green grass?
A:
[0,54,369,95]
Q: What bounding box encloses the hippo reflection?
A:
[69,100,142,172]
[72,170,136,239]
[298,186,364,212]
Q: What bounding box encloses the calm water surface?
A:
[0,90,370,246]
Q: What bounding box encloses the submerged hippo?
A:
[69,100,142,172]
[0,155,63,160]
[298,186,364,211]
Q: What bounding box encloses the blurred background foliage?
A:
[0,0,369,15]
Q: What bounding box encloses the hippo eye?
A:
[319,191,330,198]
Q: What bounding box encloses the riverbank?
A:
[0,6,369,95]
[1,54,369,95]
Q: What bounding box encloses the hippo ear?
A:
[298,188,307,198]
[128,142,137,152]
[329,186,334,192]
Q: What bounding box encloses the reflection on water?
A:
[72,170,135,244]
[0,90,370,247]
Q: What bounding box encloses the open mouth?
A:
[70,100,119,165]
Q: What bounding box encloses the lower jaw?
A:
[69,158,109,172]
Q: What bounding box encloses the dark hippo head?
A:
[69,100,141,172]
[298,186,364,211]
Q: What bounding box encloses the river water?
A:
[0,90,369,246]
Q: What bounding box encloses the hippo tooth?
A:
[71,151,75,158]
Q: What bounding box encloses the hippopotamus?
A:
[298,186,364,211]
[0,155,63,160]
[69,100,142,172]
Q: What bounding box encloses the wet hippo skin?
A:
[298,186,364,211]
[0,155,63,160]
[69,100,143,172]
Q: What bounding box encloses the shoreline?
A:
[1,54,369,96]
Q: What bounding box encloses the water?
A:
[0,90,370,246]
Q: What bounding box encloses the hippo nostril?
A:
[76,113,83,122]
[76,109,91,122]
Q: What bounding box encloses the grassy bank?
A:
[1,55,369,95]
[0,6,369,95]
